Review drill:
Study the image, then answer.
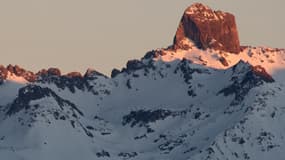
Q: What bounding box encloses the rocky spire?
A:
[173,3,240,53]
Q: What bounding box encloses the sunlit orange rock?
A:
[173,3,240,53]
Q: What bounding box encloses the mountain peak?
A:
[185,3,211,14]
[173,3,240,53]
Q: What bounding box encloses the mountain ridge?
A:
[0,3,284,160]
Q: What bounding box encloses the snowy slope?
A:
[155,44,285,81]
[0,43,284,160]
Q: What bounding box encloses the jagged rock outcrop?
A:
[218,61,274,105]
[0,65,8,84]
[111,69,121,78]
[0,64,110,94]
[65,72,83,78]
[251,65,274,82]
[6,84,84,118]
[4,64,37,82]
[84,68,107,79]
[36,68,61,78]
[173,3,240,53]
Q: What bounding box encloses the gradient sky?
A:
[0,0,284,75]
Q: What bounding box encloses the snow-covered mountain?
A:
[0,3,285,160]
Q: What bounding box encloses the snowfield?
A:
[0,44,285,160]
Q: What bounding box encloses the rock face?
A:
[173,3,240,53]
[84,68,107,79]
[4,64,37,82]
[0,65,8,84]
[66,72,83,78]
[0,65,8,79]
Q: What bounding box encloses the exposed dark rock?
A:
[143,49,169,60]
[36,68,109,94]
[0,65,8,84]
[126,79,132,89]
[118,152,138,159]
[174,59,210,84]
[86,126,94,130]
[218,62,274,105]
[84,68,107,79]
[239,137,246,144]
[219,57,229,66]
[159,138,184,153]
[111,69,121,78]
[96,150,110,158]
[35,69,48,77]
[126,60,145,71]
[6,85,83,116]
[37,70,89,93]
[173,3,240,53]
[251,65,274,83]
[22,71,37,82]
[143,50,159,59]
[112,59,156,78]
[122,109,189,128]
[47,68,61,76]
[194,112,202,119]
[65,72,82,78]
[37,68,61,77]
[122,109,172,127]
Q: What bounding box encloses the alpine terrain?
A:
[0,3,285,160]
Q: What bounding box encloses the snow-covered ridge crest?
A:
[0,64,107,85]
[150,44,285,82]
[0,53,277,160]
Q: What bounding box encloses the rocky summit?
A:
[173,3,240,53]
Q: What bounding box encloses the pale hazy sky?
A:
[0,0,284,75]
